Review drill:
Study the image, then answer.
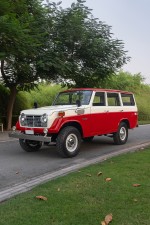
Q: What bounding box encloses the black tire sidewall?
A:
[113,122,128,145]
[56,126,81,157]
[19,139,42,152]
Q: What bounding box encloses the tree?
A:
[41,0,130,87]
[0,0,130,130]
[0,0,50,130]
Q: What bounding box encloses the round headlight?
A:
[41,113,48,123]
[20,113,26,121]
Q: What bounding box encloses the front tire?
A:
[56,126,81,158]
[113,122,128,145]
[19,139,42,152]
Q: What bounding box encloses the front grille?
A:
[20,115,47,127]
[27,116,41,127]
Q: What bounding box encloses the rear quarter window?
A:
[121,93,135,106]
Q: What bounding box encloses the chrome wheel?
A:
[119,127,127,141]
[66,134,78,152]
[56,126,81,157]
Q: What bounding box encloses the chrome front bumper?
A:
[9,132,51,142]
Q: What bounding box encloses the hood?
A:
[20,105,79,116]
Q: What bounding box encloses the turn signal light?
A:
[58,111,65,117]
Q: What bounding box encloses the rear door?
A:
[90,92,108,135]
[106,92,122,133]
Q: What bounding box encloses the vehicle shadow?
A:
[35,136,115,159]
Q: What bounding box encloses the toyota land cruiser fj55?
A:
[10,88,138,157]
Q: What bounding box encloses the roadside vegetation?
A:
[1,71,150,127]
[101,71,150,122]
[0,148,150,225]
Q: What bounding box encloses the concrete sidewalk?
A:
[0,131,15,142]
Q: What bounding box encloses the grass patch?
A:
[0,149,150,225]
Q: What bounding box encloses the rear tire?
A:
[113,122,128,145]
[19,139,42,152]
[56,126,81,158]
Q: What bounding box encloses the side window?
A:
[93,92,105,106]
[107,93,120,106]
[121,93,135,106]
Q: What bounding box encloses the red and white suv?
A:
[10,88,138,157]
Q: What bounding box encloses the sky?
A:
[58,0,150,84]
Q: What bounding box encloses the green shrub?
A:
[101,71,150,121]
[1,76,150,126]
[13,92,32,114]
[24,83,65,107]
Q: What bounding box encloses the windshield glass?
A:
[53,90,92,106]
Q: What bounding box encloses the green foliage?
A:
[1,72,150,124]
[18,77,150,122]
[0,83,64,117]
[41,0,129,87]
[0,0,51,129]
[0,0,10,17]
[0,0,48,90]
[0,0,130,129]
[100,71,145,91]
[100,71,150,121]
[14,92,32,114]
[0,84,31,126]
[24,83,65,107]
[135,94,150,121]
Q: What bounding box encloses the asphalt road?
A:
[0,125,150,192]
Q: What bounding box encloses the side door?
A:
[106,92,122,133]
[90,92,108,135]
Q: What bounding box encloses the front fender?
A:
[49,117,83,133]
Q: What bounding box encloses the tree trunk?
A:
[6,86,17,130]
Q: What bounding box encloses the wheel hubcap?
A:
[120,127,126,141]
[66,134,78,152]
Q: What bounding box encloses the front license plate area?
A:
[25,130,34,135]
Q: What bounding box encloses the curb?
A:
[0,141,150,203]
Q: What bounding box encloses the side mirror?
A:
[76,100,81,107]
[33,102,38,108]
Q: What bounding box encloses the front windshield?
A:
[53,90,92,106]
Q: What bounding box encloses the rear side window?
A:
[121,93,135,106]
[107,93,121,106]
